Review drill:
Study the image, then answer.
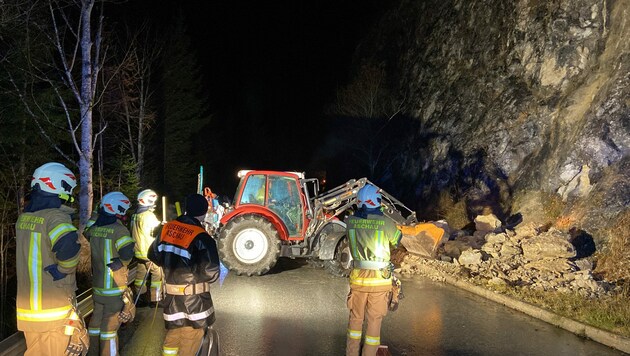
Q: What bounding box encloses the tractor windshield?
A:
[239,174,266,205]
[268,175,302,236]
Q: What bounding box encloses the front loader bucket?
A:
[399,223,446,258]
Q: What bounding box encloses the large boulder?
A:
[474,214,502,233]
[458,250,483,266]
[521,228,576,260]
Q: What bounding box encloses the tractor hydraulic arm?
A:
[312,178,417,226]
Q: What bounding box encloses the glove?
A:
[44,264,67,281]
[65,326,89,356]
[64,309,89,356]
[107,258,123,271]
[118,288,136,323]
[388,277,403,312]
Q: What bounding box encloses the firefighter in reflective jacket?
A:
[16,162,87,355]
[345,184,402,356]
[85,192,135,356]
[131,189,163,305]
[148,194,220,356]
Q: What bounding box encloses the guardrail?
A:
[0,266,138,355]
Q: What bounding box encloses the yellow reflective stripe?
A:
[163,346,179,355]
[349,230,358,259]
[365,335,380,345]
[88,328,100,336]
[28,232,42,311]
[49,223,77,246]
[375,230,386,261]
[93,287,126,296]
[17,305,72,322]
[350,276,392,287]
[104,240,112,288]
[100,331,117,340]
[115,235,134,250]
[347,329,362,339]
[392,229,402,244]
[150,281,162,287]
[58,254,80,269]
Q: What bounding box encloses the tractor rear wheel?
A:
[218,214,281,276]
[325,237,352,277]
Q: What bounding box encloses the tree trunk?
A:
[137,80,145,183]
[78,0,95,233]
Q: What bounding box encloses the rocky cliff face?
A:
[351,0,630,244]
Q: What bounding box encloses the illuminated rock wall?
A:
[355,0,630,241]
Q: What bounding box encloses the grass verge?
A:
[486,283,630,337]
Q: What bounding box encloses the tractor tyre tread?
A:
[218,214,281,276]
[325,237,352,278]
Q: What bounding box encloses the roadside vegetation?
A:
[487,281,630,337]
[427,191,630,339]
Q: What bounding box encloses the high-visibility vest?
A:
[346,213,402,288]
[159,220,206,250]
[131,210,160,259]
[15,208,79,332]
[86,220,134,297]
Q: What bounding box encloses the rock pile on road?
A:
[396,214,610,298]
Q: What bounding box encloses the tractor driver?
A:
[242,175,265,205]
[268,176,301,235]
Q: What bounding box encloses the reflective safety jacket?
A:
[85,220,135,297]
[345,211,402,291]
[86,210,98,229]
[131,209,160,260]
[148,214,220,329]
[15,207,79,332]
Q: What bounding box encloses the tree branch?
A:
[7,74,75,165]
[48,1,82,104]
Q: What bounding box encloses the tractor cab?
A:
[231,170,308,238]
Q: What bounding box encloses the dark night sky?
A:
[117,1,384,191]
[115,0,384,195]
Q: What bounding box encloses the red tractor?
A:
[216,170,431,276]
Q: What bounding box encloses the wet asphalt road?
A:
[120,259,625,356]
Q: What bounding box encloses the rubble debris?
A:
[397,214,610,298]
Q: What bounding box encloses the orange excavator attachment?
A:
[398,223,446,258]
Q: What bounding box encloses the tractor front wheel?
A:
[325,237,352,277]
[218,214,281,276]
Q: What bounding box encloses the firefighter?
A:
[15,162,88,355]
[85,192,135,356]
[148,193,220,356]
[131,189,163,306]
[345,184,402,356]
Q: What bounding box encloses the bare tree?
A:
[6,0,109,232]
[108,23,161,184]
[333,63,405,178]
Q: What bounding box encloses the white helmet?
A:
[137,189,158,207]
[101,192,131,216]
[31,162,77,196]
